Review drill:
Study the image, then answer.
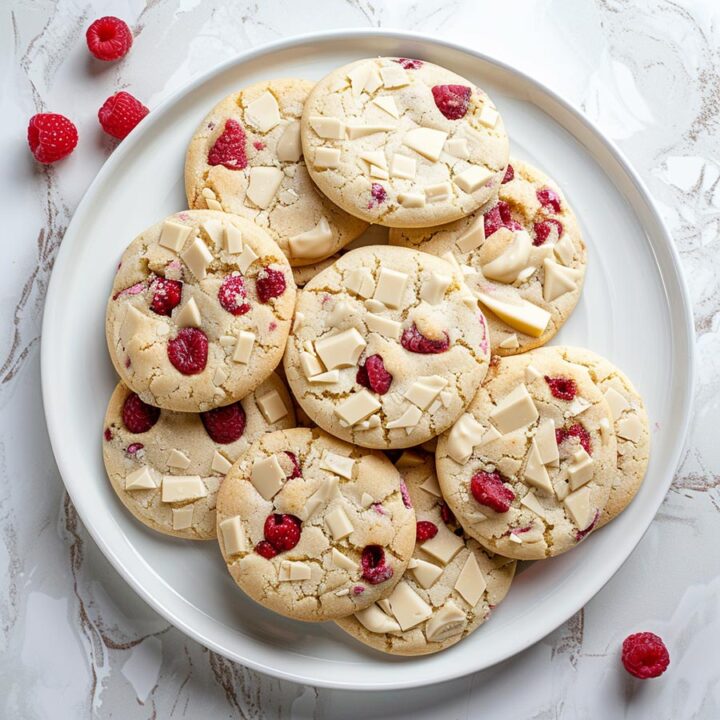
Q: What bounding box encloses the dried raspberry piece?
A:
[167,328,208,375]
[254,541,277,559]
[401,324,450,354]
[356,354,393,394]
[113,281,145,300]
[440,502,456,526]
[263,514,302,552]
[621,632,670,679]
[27,113,78,164]
[537,187,562,213]
[544,375,577,401]
[208,119,248,170]
[416,520,438,542]
[395,58,423,69]
[86,16,133,61]
[122,393,160,433]
[367,183,387,208]
[126,443,144,456]
[200,402,246,444]
[284,451,302,479]
[149,277,183,316]
[566,423,592,455]
[483,201,523,237]
[217,275,250,315]
[256,267,287,303]
[360,545,394,585]
[399,481,412,509]
[98,91,149,140]
[253,141,265,151]
[470,471,515,513]
[104,428,112,441]
[502,165,514,184]
[431,84,472,120]
[533,219,564,246]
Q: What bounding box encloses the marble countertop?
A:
[3,0,719,717]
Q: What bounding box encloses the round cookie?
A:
[283,245,492,450]
[436,351,617,560]
[216,428,416,621]
[550,347,650,527]
[336,452,516,655]
[301,57,509,228]
[185,79,368,266]
[390,159,587,354]
[106,210,296,412]
[102,374,296,540]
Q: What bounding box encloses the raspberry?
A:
[217,275,250,315]
[208,119,248,170]
[401,324,450,354]
[284,451,302,479]
[167,328,208,375]
[253,141,265,151]
[470,471,515,513]
[263,514,302,552]
[440,502,456,526]
[416,520,438,542]
[537,187,562,213]
[544,375,577,401]
[27,113,78,164]
[104,428,112,441]
[256,267,287,303]
[149,277,182,316]
[360,545,394,585]
[200,402,246,444]
[86,16,133,61]
[367,183,387,208]
[556,423,592,455]
[122,393,160,433]
[621,632,670,679]
[126,443,144,456]
[399,480,412,509]
[98,91,149,140]
[484,201,523,237]
[112,281,145,300]
[502,165,514,184]
[533,219,564,246]
[356,354,393,394]
[395,58,423,69]
[431,84,472,120]
[254,541,277,559]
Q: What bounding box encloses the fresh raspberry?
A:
[401,324,450,354]
[533,219,564,246]
[208,119,248,170]
[263,514,302,552]
[470,471,515,513]
[416,520,438,542]
[544,375,577,401]
[395,58,423,69]
[200,402,246,444]
[372,503,387,515]
[399,480,412,509]
[356,354,393,394]
[256,267,286,303]
[431,84,472,120]
[367,183,387,208]
[360,545,394,585]
[254,541,278,559]
[537,187,562,213]
[27,113,78,164]
[112,281,145,300]
[86,16,133,61]
[502,165,514,184]
[621,632,670,679]
[104,428,112,441]
[98,91,149,140]
[484,201,523,237]
[121,393,160,433]
[167,328,208,375]
[440,502,456,526]
[126,443,144,456]
[149,277,182,316]
[557,423,592,455]
[284,451,302,479]
[217,275,250,315]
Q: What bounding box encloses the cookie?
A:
[336,451,515,655]
[301,57,509,228]
[106,210,296,412]
[292,254,339,287]
[283,245,492,450]
[185,79,368,266]
[215,428,416,621]
[102,374,296,540]
[390,159,587,354]
[550,347,650,527]
[436,350,617,560]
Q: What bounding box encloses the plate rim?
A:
[41,28,696,690]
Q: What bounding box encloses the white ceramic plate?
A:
[41,30,695,690]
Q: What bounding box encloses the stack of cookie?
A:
[102,57,650,656]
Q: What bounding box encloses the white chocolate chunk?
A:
[347,63,373,96]
[211,451,232,475]
[390,153,416,179]
[224,223,243,254]
[478,104,499,128]
[617,415,642,442]
[276,121,302,162]
[509,533,523,544]
[355,604,401,634]
[335,390,381,426]
[175,297,201,328]
[524,440,554,495]
[293,311,304,332]
[554,234,575,266]
[233,331,255,364]
[447,413,486,464]
[325,506,354,540]
[314,147,341,169]
[214,366,228,385]
[535,418,559,466]
[373,268,409,308]
[159,220,192,253]
[320,452,355,480]
[563,486,593,529]
[161,475,207,503]
[370,165,389,180]
[568,448,594,491]
[421,523,464,565]
[309,116,345,139]
[167,449,191,470]
[515,266,537,285]
[300,351,324,379]
[256,389,288,423]
[482,231,532,284]
[525,364,543,383]
[246,167,284,209]
[604,386,630,421]
[346,123,395,140]
[403,127,448,162]
[440,390,453,407]
[359,150,388,171]
[345,267,375,298]
[420,271,451,305]
[119,306,149,348]
[315,328,366,370]
[328,300,350,328]
[366,312,402,340]
[388,582,433,631]
[300,476,339,521]
[521,490,547,519]
[425,182,452,203]
[490,384,539,435]
[380,64,409,88]
[219,515,245,556]
[245,91,281,133]
[567,396,592,417]
[455,552,487,606]
[543,259,581,302]
[419,472,442,497]
[289,217,333,259]
[278,560,312,582]
[251,455,285,500]
[202,218,225,248]
[410,558,443,589]
[125,466,159,491]
[181,237,213,280]
[386,405,423,430]
[444,138,469,159]
[405,376,447,410]
[397,192,426,208]
[205,197,223,211]
[456,215,485,253]
[425,601,467,642]
[454,165,493,194]
[498,334,519,349]
[373,95,400,118]
[331,547,356,572]
[477,292,551,338]
[236,244,258,274]
[599,417,612,444]
[309,369,340,384]
[172,506,194,531]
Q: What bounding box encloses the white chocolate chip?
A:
[213,366,228,387]
[346,123,395,140]
[251,455,285,500]
[554,234,575,266]
[314,147,341,169]
[224,223,243,254]
[167,449,191,470]
[309,116,345,139]
[372,95,400,118]
[456,215,485,253]
[335,390,381,426]
[617,415,642,442]
[233,331,255,364]
[386,405,423,430]
[246,167,284,209]
[425,181,452,203]
[498,333,519,349]
[490,384,539,435]
[420,272,451,305]
[354,604,401,634]
[161,476,207,503]
[328,300,351,328]
[202,219,225,248]
[373,268,409,308]
[535,418,559,466]
[421,523,464,565]
[293,311,304,332]
[604,386,630,421]
[477,292,551,338]
[308,369,340,384]
[397,192,426,208]
[172,506,194,531]
[359,150,388,172]
[525,364,543,383]
[360,492,375,508]
[300,476,339,521]
[256,389,288,423]
[320,452,355,479]
[425,601,467,643]
[236,244,258,274]
[364,298,386,313]
[219,515,245,555]
[125,466,159,491]
[345,267,375,298]
[482,231,532,284]
[454,165,493,194]
[289,217,333,259]
[181,236,213,280]
[300,351,324,379]
[245,91,281,133]
[509,533,523,544]
[315,328,366,370]
[444,138,469,159]
[331,547,356,572]
[568,448,594,491]
[390,153,416,179]
[175,297,201,328]
[159,220,192,253]
[370,165,389,180]
[403,127,448,162]
[211,451,233,475]
[524,440,554,495]
[419,472,442,497]
[454,552,487,606]
[404,376,447,410]
[278,560,312,582]
[521,490,547,519]
[388,582,433,631]
[543,259,581,302]
[478,104,499,128]
[563,486,593,529]
[366,312,402,340]
[276,121,303,162]
[325,506,354,540]
[379,64,409,88]
[410,558,443,589]
[446,413,486,464]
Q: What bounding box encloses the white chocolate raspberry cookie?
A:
[102,374,295,540]
[436,351,617,560]
[185,79,368,266]
[283,245,491,450]
[301,57,509,228]
[390,159,587,353]
[336,452,516,655]
[216,428,416,622]
[106,210,296,412]
[291,253,340,287]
